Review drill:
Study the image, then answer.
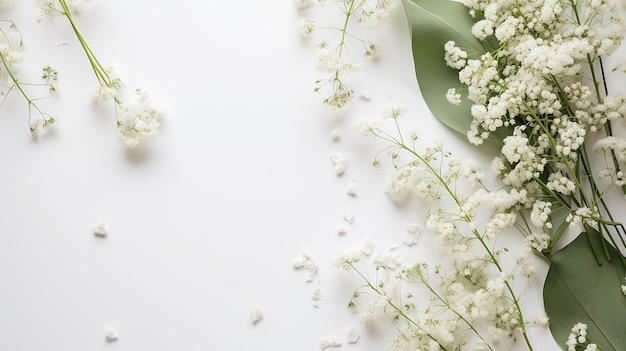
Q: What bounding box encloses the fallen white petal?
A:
[346,181,356,196]
[403,232,419,246]
[330,153,348,176]
[320,337,342,350]
[337,225,347,236]
[331,129,341,141]
[292,256,307,269]
[346,328,360,343]
[92,221,108,237]
[250,306,263,324]
[360,90,371,101]
[104,327,118,342]
[361,240,374,256]
[343,208,353,224]
[312,281,321,301]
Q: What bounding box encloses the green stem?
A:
[349,265,449,350]
[0,50,43,123]
[56,0,114,88]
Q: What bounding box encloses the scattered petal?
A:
[57,41,69,46]
[361,240,374,256]
[346,327,360,343]
[330,153,348,176]
[360,90,371,101]
[320,337,342,349]
[92,221,108,237]
[104,326,118,342]
[250,306,263,324]
[331,129,341,141]
[343,208,353,224]
[293,250,320,302]
[373,250,401,269]
[337,225,347,236]
[346,180,357,196]
[403,224,421,246]
[312,280,321,300]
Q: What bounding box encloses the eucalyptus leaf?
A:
[544,229,626,350]
[400,0,506,144]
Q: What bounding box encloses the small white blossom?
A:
[446,88,462,105]
[293,0,312,10]
[444,41,468,69]
[299,18,316,37]
[115,102,161,148]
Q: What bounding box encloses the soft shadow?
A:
[30,125,59,143]
[124,142,152,164]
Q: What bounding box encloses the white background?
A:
[0,1,563,350]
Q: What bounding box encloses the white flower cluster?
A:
[341,111,540,350]
[90,70,161,148]
[297,0,394,109]
[566,323,598,351]
[0,9,59,135]
[443,0,626,252]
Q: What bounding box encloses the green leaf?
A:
[544,229,626,350]
[400,0,505,144]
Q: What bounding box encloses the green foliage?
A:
[544,229,626,350]
[400,0,505,145]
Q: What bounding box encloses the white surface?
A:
[0,1,560,350]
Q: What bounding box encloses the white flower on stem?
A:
[334,249,362,275]
[386,164,420,202]
[471,19,494,40]
[314,42,360,74]
[354,118,383,137]
[546,172,576,196]
[527,232,551,252]
[293,0,313,10]
[364,43,381,60]
[92,86,118,103]
[446,88,462,105]
[0,44,24,64]
[115,101,161,148]
[530,200,552,228]
[383,104,407,119]
[299,18,316,37]
[566,323,589,351]
[444,41,467,69]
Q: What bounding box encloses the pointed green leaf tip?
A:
[544,229,626,350]
[400,0,505,145]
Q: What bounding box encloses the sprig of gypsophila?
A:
[336,106,540,350]
[40,0,161,148]
[566,323,605,351]
[445,0,626,266]
[0,15,58,135]
[296,0,393,110]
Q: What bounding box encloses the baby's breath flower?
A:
[446,88,462,105]
[527,232,551,252]
[364,43,381,59]
[299,18,316,37]
[293,0,313,10]
[383,104,406,119]
[444,41,467,70]
[115,101,161,148]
